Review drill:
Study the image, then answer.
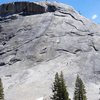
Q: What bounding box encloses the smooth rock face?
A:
[0,2,100,100]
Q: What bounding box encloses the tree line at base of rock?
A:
[51,72,87,100]
[0,72,87,100]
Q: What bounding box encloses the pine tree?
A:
[0,78,4,100]
[73,75,87,100]
[51,72,60,100]
[60,71,69,100]
[51,72,70,100]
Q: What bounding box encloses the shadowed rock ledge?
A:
[0,2,46,16]
[0,1,58,16]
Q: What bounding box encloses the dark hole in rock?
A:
[0,25,2,32]
[40,48,47,54]
[0,18,2,21]
[95,71,100,74]
[2,42,6,45]
[47,5,57,12]
[0,52,5,55]
[74,49,82,54]
[0,62,6,66]
[36,59,43,62]
[5,75,12,77]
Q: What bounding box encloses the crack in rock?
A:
[17,25,32,32]
[65,21,89,33]
[90,41,99,51]
[59,10,85,25]
[70,32,85,36]
[8,58,21,65]
[56,48,90,55]
[73,49,83,54]
[54,13,66,17]
[0,25,2,32]
[0,15,18,23]
[0,49,17,56]
[88,33,94,36]
[56,49,75,54]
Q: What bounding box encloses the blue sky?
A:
[0,0,100,23]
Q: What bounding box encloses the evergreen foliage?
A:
[51,72,69,100]
[0,78,4,100]
[74,75,87,100]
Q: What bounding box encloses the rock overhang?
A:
[0,1,59,17]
